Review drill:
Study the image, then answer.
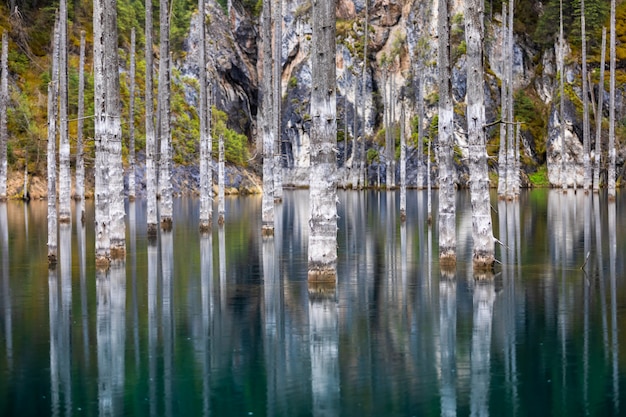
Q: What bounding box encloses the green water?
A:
[0,189,625,416]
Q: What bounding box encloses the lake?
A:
[0,189,625,416]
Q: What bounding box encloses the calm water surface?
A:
[0,189,625,416]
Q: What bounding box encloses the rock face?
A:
[179,0,626,188]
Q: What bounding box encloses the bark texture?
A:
[58,0,70,223]
[400,100,406,222]
[593,28,606,192]
[559,0,566,190]
[496,5,507,198]
[47,19,60,265]
[93,0,110,267]
[308,0,338,282]
[0,32,7,201]
[273,0,283,203]
[465,0,495,270]
[359,0,368,189]
[128,28,136,201]
[261,0,275,235]
[199,0,212,232]
[437,0,456,265]
[75,30,86,215]
[146,0,158,235]
[581,0,591,191]
[608,0,616,199]
[218,134,225,225]
[158,0,173,228]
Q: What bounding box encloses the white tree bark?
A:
[261,0,275,235]
[593,28,606,193]
[199,0,212,233]
[273,0,283,203]
[145,0,158,236]
[559,0,567,191]
[0,31,7,201]
[608,0,616,199]
[308,0,338,282]
[106,0,125,258]
[47,18,60,265]
[359,0,369,189]
[437,0,456,265]
[400,100,406,221]
[581,0,591,192]
[128,28,137,201]
[497,4,508,198]
[465,0,495,269]
[58,0,70,224]
[75,30,86,220]
[158,0,173,228]
[93,0,110,267]
[218,134,225,225]
[416,68,425,189]
[505,0,516,199]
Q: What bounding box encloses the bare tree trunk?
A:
[384,68,391,188]
[93,0,110,267]
[308,0,337,282]
[58,0,70,224]
[505,0,516,199]
[437,0,456,265]
[75,30,86,221]
[199,1,212,233]
[128,28,137,202]
[273,0,283,203]
[145,0,158,236]
[261,0,274,235]
[416,69,425,189]
[400,99,406,221]
[0,31,7,201]
[559,0,567,191]
[218,133,225,225]
[593,28,606,193]
[106,0,125,258]
[158,0,173,228]
[48,16,61,266]
[581,0,591,192]
[608,0,616,199]
[359,0,369,189]
[497,4,507,198]
[465,0,495,269]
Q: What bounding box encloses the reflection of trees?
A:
[470,277,495,417]
[438,270,456,417]
[96,260,126,417]
[608,201,619,413]
[199,233,213,417]
[147,238,158,417]
[77,201,90,367]
[162,231,174,417]
[308,285,339,417]
[0,203,11,367]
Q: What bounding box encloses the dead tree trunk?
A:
[581,0,591,191]
[75,30,86,220]
[465,0,495,269]
[400,99,406,222]
[128,28,137,202]
[199,0,213,233]
[0,32,7,201]
[437,0,456,266]
[218,133,225,225]
[145,0,158,236]
[261,0,274,235]
[273,0,283,203]
[497,4,508,198]
[359,0,369,189]
[158,0,173,228]
[593,28,606,192]
[608,0,616,199]
[559,0,567,191]
[505,0,516,199]
[58,0,70,224]
[308,0,338,282]
[48,16,61,266]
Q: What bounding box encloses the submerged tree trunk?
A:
[218,134,225,225]
[128,28,137,202]
[0,31,7,201]
[593,28,606,192]
[58,0,70,224]
[497,4,508,198]
[145,0,158,236]
[106,0,125,258]
[416,68,425,189]
[581,0,591,192]
[437,0,456,265]
[400,100,406,222]
[261,0,275,235]
[273,0,283,203]
[465,0,495,269]
[75,30,86,220]
[559,0,567,191]
[505,0,516,199]
[359,0,369,189]
[199,0,212,233]
[608,0,616,199]
[93,0,110,267]
[158,0,173,228]
[308,0,338,282]
[47,17,60,265]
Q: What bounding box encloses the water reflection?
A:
[199,232,213,417]
[0,203,11,368]
[161,231,174,417]
[308,284,339,417]
[609,201,619,413]
[439,269,456,417]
